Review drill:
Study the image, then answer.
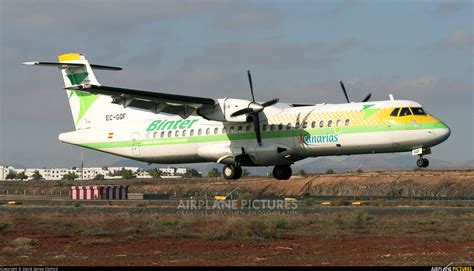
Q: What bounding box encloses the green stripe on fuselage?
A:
[79,121,448,149]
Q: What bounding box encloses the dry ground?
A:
[0,208,472,266]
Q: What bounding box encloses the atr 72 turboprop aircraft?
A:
[23,53,450,180]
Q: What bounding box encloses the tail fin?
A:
[58,53,101,129]
[24,53,122,130]
[58,53,101,87]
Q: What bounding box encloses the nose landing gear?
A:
[416,156,429,168]
[413,147,431,168]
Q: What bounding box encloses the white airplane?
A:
[23,53,450,180]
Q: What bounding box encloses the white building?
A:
[0,166,16,180]
[159,167,176,175]
[0,165,150,181]
[158,167,189,177]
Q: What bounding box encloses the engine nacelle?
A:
[197,98,253,123]
[246,143,294,166]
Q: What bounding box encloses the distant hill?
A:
[296,154,474,173]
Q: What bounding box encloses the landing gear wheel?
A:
[223,165,242,180]
[422,158,429,167]
[416,158,425,168]
[416,157,430,168]
[273,165,292,180]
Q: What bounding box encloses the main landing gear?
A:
[272,165,292,180]
[223,164,243,180]
[222,164,293,180]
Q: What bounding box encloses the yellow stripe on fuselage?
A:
[268,107,440,127]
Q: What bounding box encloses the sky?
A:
[0,0,472,168]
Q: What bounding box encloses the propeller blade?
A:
[261,98,279,107]
[230,107,253,117]
[253,113,262,146]
[340,81,350,103]
[361,93,372,102]
[247,70,255,102]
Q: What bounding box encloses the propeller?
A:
[231,71,279,118]
[231,70,279,146]
[339,81,372,103]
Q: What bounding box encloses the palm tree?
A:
[16,172,28,180]
[6,172,17,180]
[31,170,44,181]
[62,172,79,181]
[147,168,161,178]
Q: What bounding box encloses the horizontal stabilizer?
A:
[22,61,122,71]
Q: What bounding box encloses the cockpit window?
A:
[390,108,400,117]
[399,107,412,116]
[411,107,427,115]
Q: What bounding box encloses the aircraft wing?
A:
[67,84,216,118]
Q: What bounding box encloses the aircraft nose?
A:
[435,122,451,144]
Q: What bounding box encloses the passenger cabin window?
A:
[168,131,172,137]
[390,108,400,117]
[190,129,194,136]
[175,130,179,137]
[411,107,427,115]
[246,125,251,132]
[262,124,267,131]
[328,120,333,127]
[336,119,342,127]
[214,127,219,134]
[399,107,412,116]
[238,126,243,132]
[229,126,234,133]
[278,124,283,130]
[182,130,187,136]
[295,122,300,129]
[311,121,316,128]
[222,127,226,134]
[303,122,308,128]
[206,128,210,135]
[319,120,324,128]
[345,119,350,126]
[198,129,202,135]
[153,132,158,138]
[286,123,291,130]
[270,124,276,131]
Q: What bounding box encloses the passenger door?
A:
[130,132,141,156]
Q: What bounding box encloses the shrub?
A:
[249,220,277,240]
[79,238,112,245]
[270,216,290,229]
[325,169,335,174]
[0,221,10,233]
[431,210,447,223]
[11,237,39,247]
[351,210,375,226]
[207,221,246,240]
[330,214,345,227]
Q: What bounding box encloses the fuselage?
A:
[58,99,450,167]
